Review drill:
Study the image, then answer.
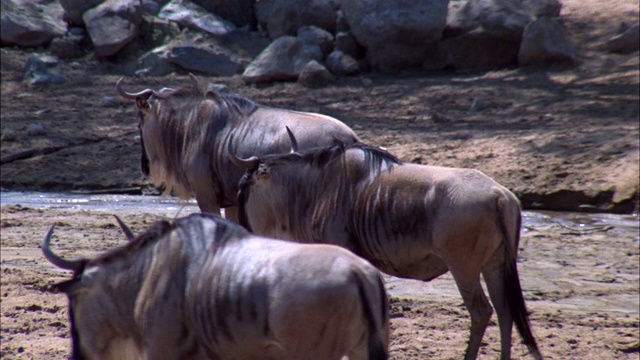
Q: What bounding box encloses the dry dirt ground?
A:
[1,0,639,359]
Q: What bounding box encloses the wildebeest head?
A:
[116,75,258,199]
[42,220,172,359]
[115,75,201,179]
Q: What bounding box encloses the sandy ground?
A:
[1,0,639,358]
[0,205,638,359]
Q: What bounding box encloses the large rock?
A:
[190,0,256,28]
[521,0,562,18]
[242,36,323,84]
[167,44,245,76]
[83,0,144,57]
[139,14,182,49]
[448,0,533,41]
[606,22,640,54]
[518,17,577,66]
[1,0,67,47]
[135,47,175,77]
[297,26,334,55]
[335,31,365,59]
[49,36,85,59]
[255,0,338,39]
[298,60,335,88]
[341,0,448,69]
[442,28,520,69]
[59,0,103,26]
[158,0,236,37]
[325,50,359,76]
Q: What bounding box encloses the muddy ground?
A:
[1,0,639,358]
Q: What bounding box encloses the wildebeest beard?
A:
[138,112,150,176]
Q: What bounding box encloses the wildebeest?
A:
[116,75,359,222]
[230,134,542,360]
[43,213,389,360]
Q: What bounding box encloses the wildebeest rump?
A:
[43,213,389,360]
[231,139,542,360]
[116,75,359,222]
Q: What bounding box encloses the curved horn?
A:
[113,215,135,242]
[227,135,259,170]
[285,126,299,153]
[189,73,199,89]
[115,78,155,100]
[41,225,84,272]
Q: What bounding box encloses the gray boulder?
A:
[341,0,448,69]
[158,0,236,37]
[60,0,103,26]
[22,55,65,85]
[335,31,365,59]
[83,0,144,57]
[242,36,323,84]
[298,60,335,88]
[606,22,640,54]
[442,28,520,69]
[325,50,359,76]
[448,0,533,41]
[135,48,175,77]
[518,17,577,66]
[49,36,85,59]
[190,0,256,28]
[1,0,67,47]
[168,44,245,76]
[255,0,338,39]
[297,26,334,55]
[139,15,182,49]
[521,0,562,18]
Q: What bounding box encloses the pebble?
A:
[26,124,46,136]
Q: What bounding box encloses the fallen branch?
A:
[1,146,65,166]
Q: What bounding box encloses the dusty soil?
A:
[0,204,638,359]
[1,0,639,359]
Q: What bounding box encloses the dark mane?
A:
[153,84,259,117]
[92,219,174,265]
[91,214,248,266]
[264,142,402,171]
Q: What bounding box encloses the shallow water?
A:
[2,191,638,313]
[1,190,636,232]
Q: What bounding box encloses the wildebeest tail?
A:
[499,209,543,360]
[353,271,389,360]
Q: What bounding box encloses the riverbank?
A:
[1,0,639,213]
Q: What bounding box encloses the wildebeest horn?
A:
[285,126,299,153]
[115,78,155,100]
[113,215,135,241]
[189,73,199,88]
[41,225,84,272]
[227,135,259,169]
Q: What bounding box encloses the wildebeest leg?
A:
[450,268,493,360]
[223,206,240,224]
[194,190,221,216]
[482,245,513,360]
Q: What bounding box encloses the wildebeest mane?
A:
[91,214,248,267]
[237,142,401,232]
[263,141,401,172]
[151,83,259,117]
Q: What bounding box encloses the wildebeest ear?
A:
[52,278,82,294]
[135,97,151,110]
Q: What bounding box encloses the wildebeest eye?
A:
[136,97,151,110]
